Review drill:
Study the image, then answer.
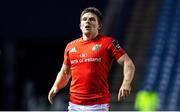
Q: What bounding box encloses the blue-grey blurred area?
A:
[1,0,180,111]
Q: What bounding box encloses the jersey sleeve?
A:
[63,44,71,66]
[107,39,125,60]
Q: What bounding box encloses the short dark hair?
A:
[80,7,102,24]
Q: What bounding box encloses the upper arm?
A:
[107,39,125,60]
[117,53,135,68]
[62,44,71,78]
[61,64,71,78]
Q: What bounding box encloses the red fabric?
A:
[63,34,125,105]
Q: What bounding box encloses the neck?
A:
[82,32,99,41]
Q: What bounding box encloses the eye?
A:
[82,17,87,21]
[89,17,96,21]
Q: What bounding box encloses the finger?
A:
[127,89,131,95]
[118,90,122,101]
[123,90,126,97]
[124,90,129,97]
[118,89,124,101]
[121,89,124,97]
[48,90,54,104]
[124,89,131,98]
[121,89,127,100]
[48,94,52,104]
[126,89,131,96]
[49,98,53,104]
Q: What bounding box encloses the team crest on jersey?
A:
[69,47,77,53]
[92,44,102,51]
[112,40,121,50]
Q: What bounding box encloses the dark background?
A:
[0,0,109,110]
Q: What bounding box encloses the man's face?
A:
[80,12,101,36]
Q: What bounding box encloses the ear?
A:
[98,23,102,30]
[79,23,82,30]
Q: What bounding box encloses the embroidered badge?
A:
[92,44,102,51]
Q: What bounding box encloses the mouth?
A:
[85,25,91,29]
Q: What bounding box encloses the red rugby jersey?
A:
[63,34,125,105]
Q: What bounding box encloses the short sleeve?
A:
[107,39,125,60]
[63,44,71,66]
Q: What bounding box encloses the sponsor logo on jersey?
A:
[80,53,87,58]
[92,44,102,51]
[112,40,121,50]
[70,58,101,64]
[69,47,77,53]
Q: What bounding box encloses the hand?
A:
[118,83,131,101]
[48,86,59,104]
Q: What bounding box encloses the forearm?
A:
[53,64,71,90]
[53,72,70,89]
[122,60,135,85]
[117,53,135,101]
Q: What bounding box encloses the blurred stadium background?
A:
[1,0,180,110]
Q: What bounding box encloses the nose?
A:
[85,21,90,26]
[86,18,90,23]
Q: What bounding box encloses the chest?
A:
[68,43,106,60]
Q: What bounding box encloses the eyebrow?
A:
[83,16,94,18]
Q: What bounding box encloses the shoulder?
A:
[66,37,81,48]
[99,34,116,43]
[99,34,123,50]
[99,34,113,40]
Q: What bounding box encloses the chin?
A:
[84,32,91,35]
